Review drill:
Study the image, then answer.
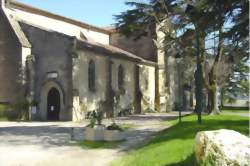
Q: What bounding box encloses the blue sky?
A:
[17,0,131,27]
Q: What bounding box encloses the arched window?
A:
[88,60,95,92]
[118,64,124,90]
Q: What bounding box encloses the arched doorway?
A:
[47,87,60,121]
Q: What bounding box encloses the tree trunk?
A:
[206,26,223,114]
[195,64,203,124]
[190,89,194,108]
[215,85,220,112]
[194,27,205,124]
[207,85,219,114]
[220,88,224,108]
[205,5,224,115]
[207,70,221,114]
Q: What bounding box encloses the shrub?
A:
[86,110,103,127]
[144,107,157,113]
[88,116,96,128]
[118,109,132,117]
[5,109,20,121]
[0,100,30,121]
[174,102,182,111]
[106,123,123,131]
[96,111,103,125]
[0,104,9,120]
[11,100,30,121]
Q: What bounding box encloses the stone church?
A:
[0,0,180,121]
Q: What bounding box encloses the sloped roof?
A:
[18,21,156,65]
[1,8,31,48]
[77,39,156,65]
[77,39,144,62]
[3,1,156,65]
[9,1,111,35]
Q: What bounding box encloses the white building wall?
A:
[224,99,249,107]
[73,50,153,121]
[111,59,136,112]
[140,65,155,111]
[6,8,110,44]
[77,51,107,113]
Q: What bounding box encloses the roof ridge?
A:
[9,1,111,35]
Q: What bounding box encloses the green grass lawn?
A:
[119,123,136,130]
[111,114,249,166]
[221,109,249,114]
[0,104,8,121]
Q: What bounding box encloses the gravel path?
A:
[0,112,192,166]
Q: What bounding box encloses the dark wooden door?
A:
[47,88,60,121]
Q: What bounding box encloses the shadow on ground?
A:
[165,153,197,166]
[0,125,84,148]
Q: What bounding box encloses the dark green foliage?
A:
[0,104,9,121]
[106,123,123,131]
[4,109,20,121]
[223,0,249,42]
[118,108,132,117]
[96,111,103,125]
[225,58,249,99]
[0,100,30,121]
[9,100,29,121]
[115,0,249,117]
[87,110,103,127]
[115,1,155,39]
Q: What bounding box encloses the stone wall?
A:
[20,23,74,121]
[140,65,155,112]
[75,50,108,114]
[73,50,140,120]
[72,47,157,121]
[110,32,157,112]
[0,9,23,103]
[155,21,168,112]
[111,58,136,114]
[110,33,157,62]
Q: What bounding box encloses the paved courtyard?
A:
[0,112,192,166]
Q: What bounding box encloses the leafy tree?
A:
[199,0,249,114]
[115,0,206,123]
[115,0,249,123]
[223,58,249,103]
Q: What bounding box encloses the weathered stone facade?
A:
[20,23,74,121]
[110,32,157,62]
[0,0,158,121]
[0,9,23,103]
